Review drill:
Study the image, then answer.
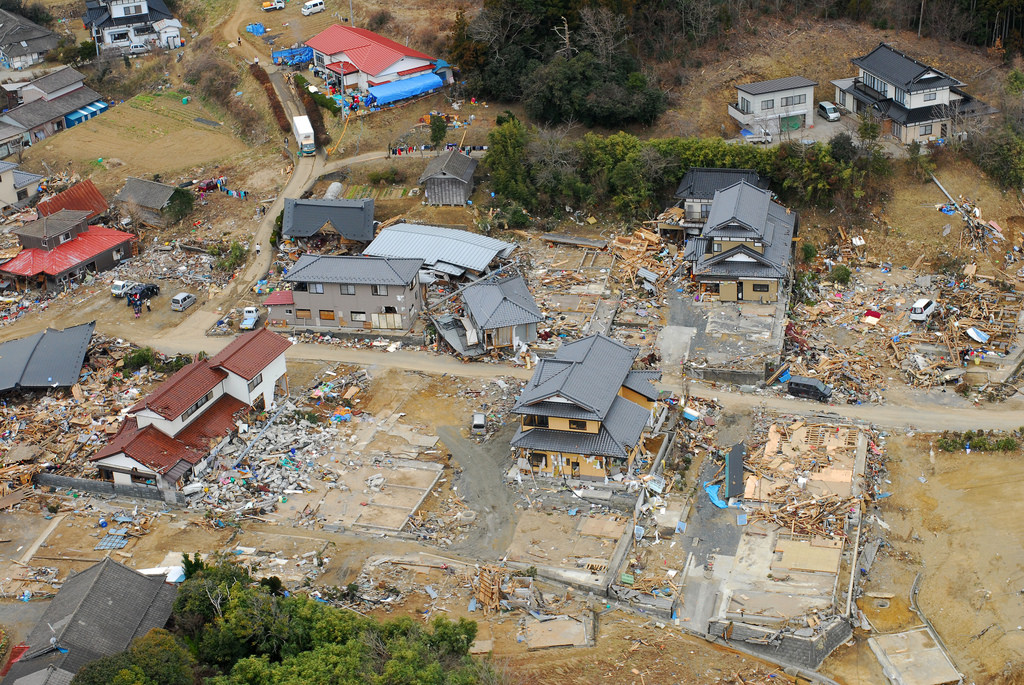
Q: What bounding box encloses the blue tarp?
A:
[246,23,266,35]
[272,46,313,65]
[704,481,728,509]
[65,100,108,128]
[368,73,443,106]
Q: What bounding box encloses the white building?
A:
[728,76,817,135]
[83,0,181,50]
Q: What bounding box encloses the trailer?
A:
[292,115,316,156]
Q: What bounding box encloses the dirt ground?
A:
[821,434,1024,684]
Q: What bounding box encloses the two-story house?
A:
[663,167,768,238]
[0,208,135,289]
[306,25,451,104]
[432,274,544,357]
[84,0,181,50]
[265,254,424,331]
[682,180,797,303]
[510,333,661,482]
[728,76,817,135]
[832,43,993,144]
[90,329,291,498]
[0,9,57,70]
[0,159,41,208]
[0,67,108,154]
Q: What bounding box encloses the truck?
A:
[292,115,316,157]
[239,306,261,331]
[111,280,139,298]
[262,0,285,9]
[744,127,773,145]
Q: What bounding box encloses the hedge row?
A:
[249,63,289,133]
[294,74,341,114]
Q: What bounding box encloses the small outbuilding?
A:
[113,176,178,227]
[418,149,477,206]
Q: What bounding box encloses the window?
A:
[319,309,335,321]
[920,124,933,135]
[740,97,750,113]
[838,91,847,107]
[894,87,906,105]
[700,203,711,219]
[568,420,587,431]
[924,92,937,101]
[752,284,770,292]
[371,284,388,296]
[247,373,263,393]
[123,4,143,14]
[339,284,355,295]
[308,283,324,294]
[285,308,293,315]
[16,188,27,201]
[296,309,312,319]
[60,232,71,244]
[524,415,549,428]
[713,243,722,253]
[863,73,888,96]
[350,311,367,322]
[780,94,806,106]
[761,99,774,110]
[181,390,214,422]
[529,452,548,468]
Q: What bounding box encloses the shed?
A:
[418,149,478,206]
[281,197,374,243]
[113,177,177,227]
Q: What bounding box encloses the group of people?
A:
[129,295,151,319]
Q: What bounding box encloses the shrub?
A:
[828,264,852,285]
[293,74,341,114]
[800,242,817,263]
[366,9,393,32]
[123,346,158,371]
[166,188,194,223]
[368,167,403,185]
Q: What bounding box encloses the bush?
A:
[250,63,289,132]
[293,74,341,114]
[828,264,852,285]
[368,166,403,185]
[166,187,194,223]
[366,9,393,32]
[800,243,817,263]
[212,241,248,271]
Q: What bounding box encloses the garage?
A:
[781,114,804,131]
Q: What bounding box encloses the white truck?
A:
[262,0,285,10]
[239,306,261,331]
[292,115,316,157]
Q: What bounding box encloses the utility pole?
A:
[349,0,354,25]
[918,0,925,37]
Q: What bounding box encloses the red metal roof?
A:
[129,360,227,420]
[263,290,294,306]
[305,25,434,77]
[326,60,358,76]
[93,395,246,474]
[0,226,134,278]
[397,64,433,77]
[37,180,109,220]
[208,328,291,381]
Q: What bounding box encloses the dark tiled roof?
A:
[418,149,478,184]
[702,181,773,240]
[674,168,765,201]
[83,0,173,29]
[685,200,796,280]
[623,370,661,400]
[1,86,101,129]
[129,360,227,420]
[510,396,650,459]
[0,321,94,393]
[462,274,543,329]
[37,180,109,220]
[12,169,42,190]
[13,209,90,240]
[208,328,291,382]
[2,558,176,685]
[736,76,816,95]
[285,253,422,286]
[281,197,374,240]
[113,177,176,211]
[27,66,85,94]
[851,43,963,92]
[0,9,56,58]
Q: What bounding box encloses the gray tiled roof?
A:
[852,43,963,92]
[0,161,17,174]
[281,197,374,240]
[2,558,176,685]
[703,181,773,240]
[513,334,637,420]
[510,395,650,459]
[364,223,515,276]
[0,321,94,393]
[418,149,478,183]
[736,76,816,95]
[685,198,796,280]
[27,66,85,94]
[285,253,422,285]
[113,177,176,210]
[623,370,661,400]
[0,9,56,58]
[13,169,43,190]
[463,274,543,330]
[0,86,102,130]
[674,168,765,201]
[14,209,90,239]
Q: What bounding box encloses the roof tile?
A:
[208,328,291,381]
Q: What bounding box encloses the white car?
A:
[910,298,937,322]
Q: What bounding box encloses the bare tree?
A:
[676,0,719,45]
[577,7,629,66]
[526,123,581,200]
[469,3,539,66]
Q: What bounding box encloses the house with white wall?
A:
[831,43,994,144]
[90,329,291,494]
[83,0,180,50]
[728,76,817,135]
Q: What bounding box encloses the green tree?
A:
[166,188,194,224]
[429,115,448,149]
[72,630,192,685]
[800,243,818,263]
[828,264,852,285]
[485,114,535,208]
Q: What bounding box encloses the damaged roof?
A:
[418,149,478,184]
[281,197,374,240]
[462,274,543,330]
[113,177,176,211]
[364,223,514,276]
[0,321,94,393]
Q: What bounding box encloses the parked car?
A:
[125,283,159,306]
[471,412,487,436]
[171,292,196,311]
[111,280,139,298]
[125,43,151,56]
[262,0,285,10]
[301,0,324,14]
[194,179,218,192]
[910,298,937,322]
[817,101,840,122]
[787,376,833,402]
[239,306,260,331]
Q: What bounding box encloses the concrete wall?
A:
[686,362,769,386]
[36,472,185,505]
[708,616,852,671]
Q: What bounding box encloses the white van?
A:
[817,101,840,122]
[301,0,324,15]
[910,298,937,322]
[126,43,151,56]
[171,292,196,311]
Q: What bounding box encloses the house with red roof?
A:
[306,25,451,100]
[0,208,134,289]
[90,329,291,495]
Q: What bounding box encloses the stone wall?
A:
[708,616,852,671]
[35,473,185,505]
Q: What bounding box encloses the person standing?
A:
[255,243,262,256]
[145,299,151,313]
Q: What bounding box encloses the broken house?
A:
[728,75,817,134]
[683,180,796,303]
[364,223,515,280]
[0,209,135,289]
[265,254,423,331]
[90,329,291,495]
[0,321,94,393]
[306,24,451,104]
[113,176,177,227]
[0,160,41,210]
[0,9,57,70]
[510,333,661,482]
[418,149,478,206]
[658,167,767,239]
[37,179,110,220]
[1,558,177,685]
[832,42,994,144]
[281,197,374,249]
[433,274,543,357]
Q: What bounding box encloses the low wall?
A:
[686,363,768,386]
[36,473,185,505]
[707,616,852,671]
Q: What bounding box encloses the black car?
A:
[787,375,833,402]
[125,283,160,305]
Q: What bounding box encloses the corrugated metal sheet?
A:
[364,223,514,275]
[0,320,94,392]
[37,179,109,220]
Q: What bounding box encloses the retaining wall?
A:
[35,473,185,505]
[707,616,852,671]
